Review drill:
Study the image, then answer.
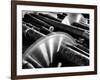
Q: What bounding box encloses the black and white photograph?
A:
[22,11,90,69]
[11,1,97,79]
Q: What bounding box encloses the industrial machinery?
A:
[22,11,89,69]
